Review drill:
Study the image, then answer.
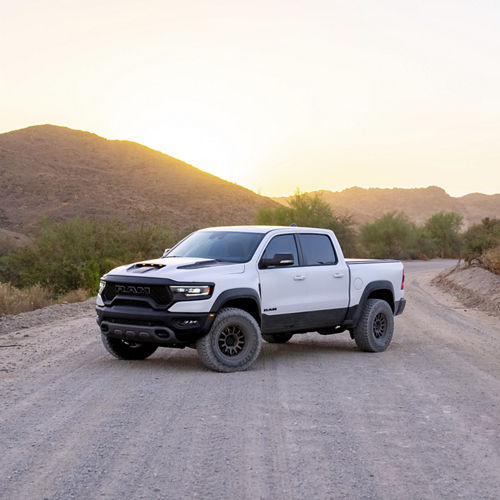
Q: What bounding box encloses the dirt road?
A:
[1,261,499,499]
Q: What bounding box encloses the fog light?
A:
[175,319,199,327]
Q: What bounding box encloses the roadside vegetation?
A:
[461,217,500,274]
[256,192,500,273]
[0,283,52,315]
[256,190,357,256]
[0,217,180,315]
[0,201,498,315]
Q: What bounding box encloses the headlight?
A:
[170,285,212,299]
[98,279,106,295]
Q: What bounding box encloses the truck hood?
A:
[104,257,245,281]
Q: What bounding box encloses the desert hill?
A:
[273,187,500,228]
[0,125,277,238]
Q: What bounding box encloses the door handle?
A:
[294,275,306,281]
[333,273,344,279]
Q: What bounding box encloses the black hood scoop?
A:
[127,263,166,273]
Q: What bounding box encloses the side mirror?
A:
[161,248,171,258]
[259,253,295,269]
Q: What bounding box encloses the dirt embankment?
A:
[432,263,500,317]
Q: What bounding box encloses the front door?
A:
[258,234,307,332]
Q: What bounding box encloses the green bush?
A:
[255,191,357,256]
[462,218,500,264]
[359,212,419,259]
[0,217,177,295]
[423,211,462,258]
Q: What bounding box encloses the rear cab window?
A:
[297,234,337,266]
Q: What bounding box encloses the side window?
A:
[298,234,337,266]
[260,235,298,267]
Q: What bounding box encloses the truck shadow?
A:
[95,336,388,373]
[263,337,359,355]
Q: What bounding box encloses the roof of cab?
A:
[197,225,331,234]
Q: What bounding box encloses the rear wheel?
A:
[353,299,394,352]
[101,334,158,360]
[196,308,262,372]
[262,333,294,344]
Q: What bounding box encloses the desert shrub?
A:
[255,191,357,256]
[57,288,89,304]
[423,212,462,258]
[359,212,418,259]
[462,218,500,264]
[0,238,17,257]
[483,246,500,275]
[413,226,438,259]
[256,205,296,226]
[0,217,178,295]
[0,282,52,315]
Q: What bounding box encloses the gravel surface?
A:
[1,260,499,499]
[0,297,96,336]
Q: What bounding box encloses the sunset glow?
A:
[1,0,499,196]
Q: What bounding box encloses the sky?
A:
[1,0,499,197]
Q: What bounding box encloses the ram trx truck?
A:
[96,226,406,372]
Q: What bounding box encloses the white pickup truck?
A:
[96,226,406,372]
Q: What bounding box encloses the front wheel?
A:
[262,333,294,344]
[101,334,158,360]
[196,308,262,372]
[353,299,394,352]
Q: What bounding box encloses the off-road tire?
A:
[196,308,262,372]
[101,334,158,360]
[353,298,394,352]
[262,333,294,344]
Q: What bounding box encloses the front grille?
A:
[102,282,172,307]
[111,299,152,308]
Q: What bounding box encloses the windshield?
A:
[168,231,265,263]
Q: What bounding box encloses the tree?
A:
[424,212,462,258]
[255,190,357,256]
[359,212,418,259]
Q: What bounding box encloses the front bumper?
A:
[96,304,215,347]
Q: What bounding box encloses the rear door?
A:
[296,233,349,322]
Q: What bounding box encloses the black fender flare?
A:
[344,280,395,329]
[210,288,262,319]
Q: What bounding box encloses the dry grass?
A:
[0,283,53,316]
[484,246,500,275]
[57,288,88,304]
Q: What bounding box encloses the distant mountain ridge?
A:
[0,125,277,239]
[273,186,500,228]
[1,125,498,250]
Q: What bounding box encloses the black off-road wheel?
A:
[353,299,394,352]
[262,333,294,344]
[196,308,262,372]
[101,334,158,360]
